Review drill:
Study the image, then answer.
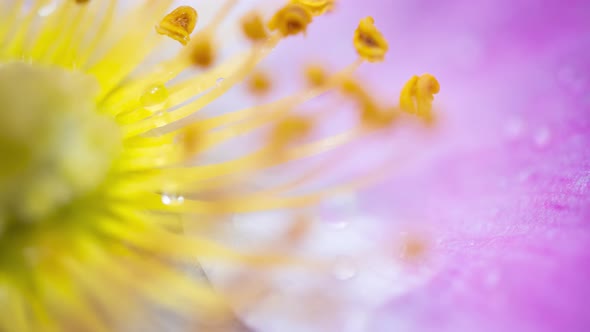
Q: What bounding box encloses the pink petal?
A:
[339,0,590,330]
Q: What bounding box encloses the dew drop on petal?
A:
[162,193,185,206]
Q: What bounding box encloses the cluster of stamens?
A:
[0,0,440,330]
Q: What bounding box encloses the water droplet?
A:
[140,84,169,112]
[216,77,225,86]
[534,127,551,147]
[152,110,169,127]
[162,193,185,206]
[332,257,357,281]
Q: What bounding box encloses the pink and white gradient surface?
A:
[339,0,590,331]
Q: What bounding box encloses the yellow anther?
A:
[339,78,396,127]
[74,0,90,4]
[156,6,198,46]
[268,4,313,37]
[305,65,327,87]
[291,0,335,16]
[340,78,365,96]
[361,103,397,128]
[399,74,440,121]
[181,124,204,156]
[248,71,272,95]
[271,116,312,147]
[353,17,389,62]
[403,237,427,259]
[241,12,268,42]
[190,35,216,68]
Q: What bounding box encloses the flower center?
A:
[0,63,120,229]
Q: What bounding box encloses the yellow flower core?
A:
[0,0,439,331]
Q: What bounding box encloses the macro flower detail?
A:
[291,0,335,16]
[156,6,198,46]
[353,16,389,63]
[0,0,439,331]
[400,74,440,122]
[268,3,314,37]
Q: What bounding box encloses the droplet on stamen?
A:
[140,84,169,112]
[162,192,185,206]
[151,111,169,128]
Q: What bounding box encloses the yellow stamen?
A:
[190,34,216,68]
[241,12,268,42]
[156,6,198,46]
[181,124,205,157]
[354,16,389,62]
[74,0,118,68]
[0,0,440,329]
[399,73,440,121]
[291,0,335,16]
[247,71,272,95]
[271,116,313,148]
[268,3,313,37]
[305,65,328,87]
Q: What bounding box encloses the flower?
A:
[335,0,589,331]
[0,0,439,330]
